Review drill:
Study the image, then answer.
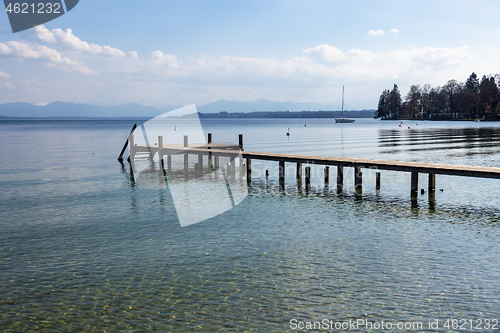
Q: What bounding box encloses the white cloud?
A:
[0,70,10,78]
[368,29,385,37]
[150,50,182,68]
[0,41,91,74]
[35,25,128,57]
[390,28,399,34]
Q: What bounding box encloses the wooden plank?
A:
[134,145,500,180]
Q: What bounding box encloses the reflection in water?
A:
[379,127,500,156]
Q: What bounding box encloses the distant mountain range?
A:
[0,99,374,118]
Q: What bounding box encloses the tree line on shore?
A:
[376,73,500,120]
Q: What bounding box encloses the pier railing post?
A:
[337,166,343,194]
[118,124,137,163]
[376,172,381,190]
[239,134,243,150]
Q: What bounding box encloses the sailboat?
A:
[335,86,355,123]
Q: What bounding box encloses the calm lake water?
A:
[0,118,499,332]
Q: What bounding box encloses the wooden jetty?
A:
[119,131,500,199]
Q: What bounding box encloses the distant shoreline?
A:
[0,110,376,120]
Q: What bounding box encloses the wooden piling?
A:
[411,172,419,198]
[337,165,343,194]
[198,154,203,174]
[118,124,137,162]
[279,160,285,190]
[183,135,188,174]
[296,163,303,188]
[324,166,329,186]
[230,157,236,178]
[355,167,362,194]
[428,173,436,193]
[208,133,213,170]
[305,166,311,191]
[246,158,252,184]
[214,155,219,180]
[158,135,164,175]
[239,134,243,150]
[376,172,381,189]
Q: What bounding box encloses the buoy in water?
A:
[399,124,402,127]
[408,126,411,129]
[286,128,290,137]
[174,125,177,131]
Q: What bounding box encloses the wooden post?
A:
[118,124,137,162]
[337,165,343,194]
[279,160,285,190]
[198,154,203,175]
[158,135,164,175]
[128,132,135,171]
[428,173,436,193]
[214,155,219,180]
[246,158,252,184]
[324,166,329,187]
[183,135,188,174]
[167,154,172,172]
[208,133,213,170]
[376,172,381,190]
[239,134,244,150]
[296,163,303,188]
[355,167,362,194]
[305,166,311,192]
[411,172,418,198]
[230,157,236,178]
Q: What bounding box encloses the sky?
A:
[1,0,500,110]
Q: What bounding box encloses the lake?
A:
[0,118,499,332]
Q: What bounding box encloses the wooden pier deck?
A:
[121,131,500,199]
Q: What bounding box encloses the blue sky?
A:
[1,0,500,110]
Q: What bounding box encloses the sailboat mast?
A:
[341,85,344,115]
